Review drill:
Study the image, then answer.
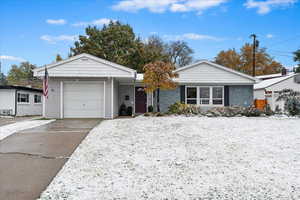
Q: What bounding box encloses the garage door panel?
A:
[63,82,104,118]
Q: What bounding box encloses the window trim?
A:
[185,86,198,105]
[34,94,42,104]
[185,86,224,106]
[212,86,224,106]
[17,93,30,104]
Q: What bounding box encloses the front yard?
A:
[40,116,300,199]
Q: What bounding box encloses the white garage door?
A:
[63,81,104,118]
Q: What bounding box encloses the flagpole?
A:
[42,95,46,117]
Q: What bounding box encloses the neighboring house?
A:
[33,53,257,119]
[255,71,294,80]
[254,73,300,111]
[0,85,43,116]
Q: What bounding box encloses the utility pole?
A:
[250,34,258,77]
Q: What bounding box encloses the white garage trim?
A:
[60,81,63,119]
[111,78,114,119]
[104,81,106,118]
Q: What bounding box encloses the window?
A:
[186,87,197,104]
[185,86,224,106]
[17,93,29,103]
[34,95,42,103]
[199,87,210,105]
[212,87,223,105]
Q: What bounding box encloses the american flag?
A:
[43,67,49,98]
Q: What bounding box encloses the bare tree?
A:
[166,41,194,68]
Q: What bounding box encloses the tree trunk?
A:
[157,88,160,112]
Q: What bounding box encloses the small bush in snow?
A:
[167,103,266,117]
[277,89,300,116]
[242,106,262,117]
[168,102,201,115]
[284,98,300,116]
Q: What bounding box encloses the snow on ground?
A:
[39,117,300,200]
[0,119,55,141]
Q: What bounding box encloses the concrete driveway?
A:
[0,119,101,200]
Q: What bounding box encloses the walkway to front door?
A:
[135,87,147,113]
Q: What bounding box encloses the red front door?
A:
[135,87,147,113]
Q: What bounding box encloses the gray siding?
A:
[159,88,181,113]
[45,79,61,118]
[228,85,253,107]
[118,85,134,109]
[113,79,119,118]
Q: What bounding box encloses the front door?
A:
[135,87,147,113]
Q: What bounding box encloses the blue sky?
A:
[1,0,299,74]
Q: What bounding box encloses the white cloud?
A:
[72,18,116,27]
[164,33,222,41]
[40,35,78,44]
[0,55,26,62]
[266,34,274,38]
[46,19,67,25]
[112,0,228,13]
[244,0,297,14]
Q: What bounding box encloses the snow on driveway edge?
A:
[0,119,55,141]
[37,121,104,200]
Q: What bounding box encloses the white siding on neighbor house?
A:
[263,76,300,111]
[0,89,15,115]
[176,63,254,84]
[16,90,42,116]
[254,89,265,100]
[266,76,300,92]
[38,57,133,78]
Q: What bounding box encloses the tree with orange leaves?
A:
[143,61,178,112]
[215,43,283,76]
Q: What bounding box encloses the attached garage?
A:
[33,53,136,119]
[63,81,104,118]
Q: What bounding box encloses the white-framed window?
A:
[185,86,224,106]
[17,93,29,103]
[186,87,197,104]
[34,94,42,104]
[199,87,210,105]
[212,87,224,105]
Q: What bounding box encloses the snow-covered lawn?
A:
[0,119,55,141]
[40,117,300,200]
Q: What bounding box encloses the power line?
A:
[268,49,295,54]
[271,53,295,58]
[264,34,300,48]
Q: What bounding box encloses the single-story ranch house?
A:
[34,53,257,119]
[0,85,43,116]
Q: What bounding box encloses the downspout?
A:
[133,72,136,117]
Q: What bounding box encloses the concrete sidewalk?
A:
[0,116,38,126]
[0,119,101,200]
